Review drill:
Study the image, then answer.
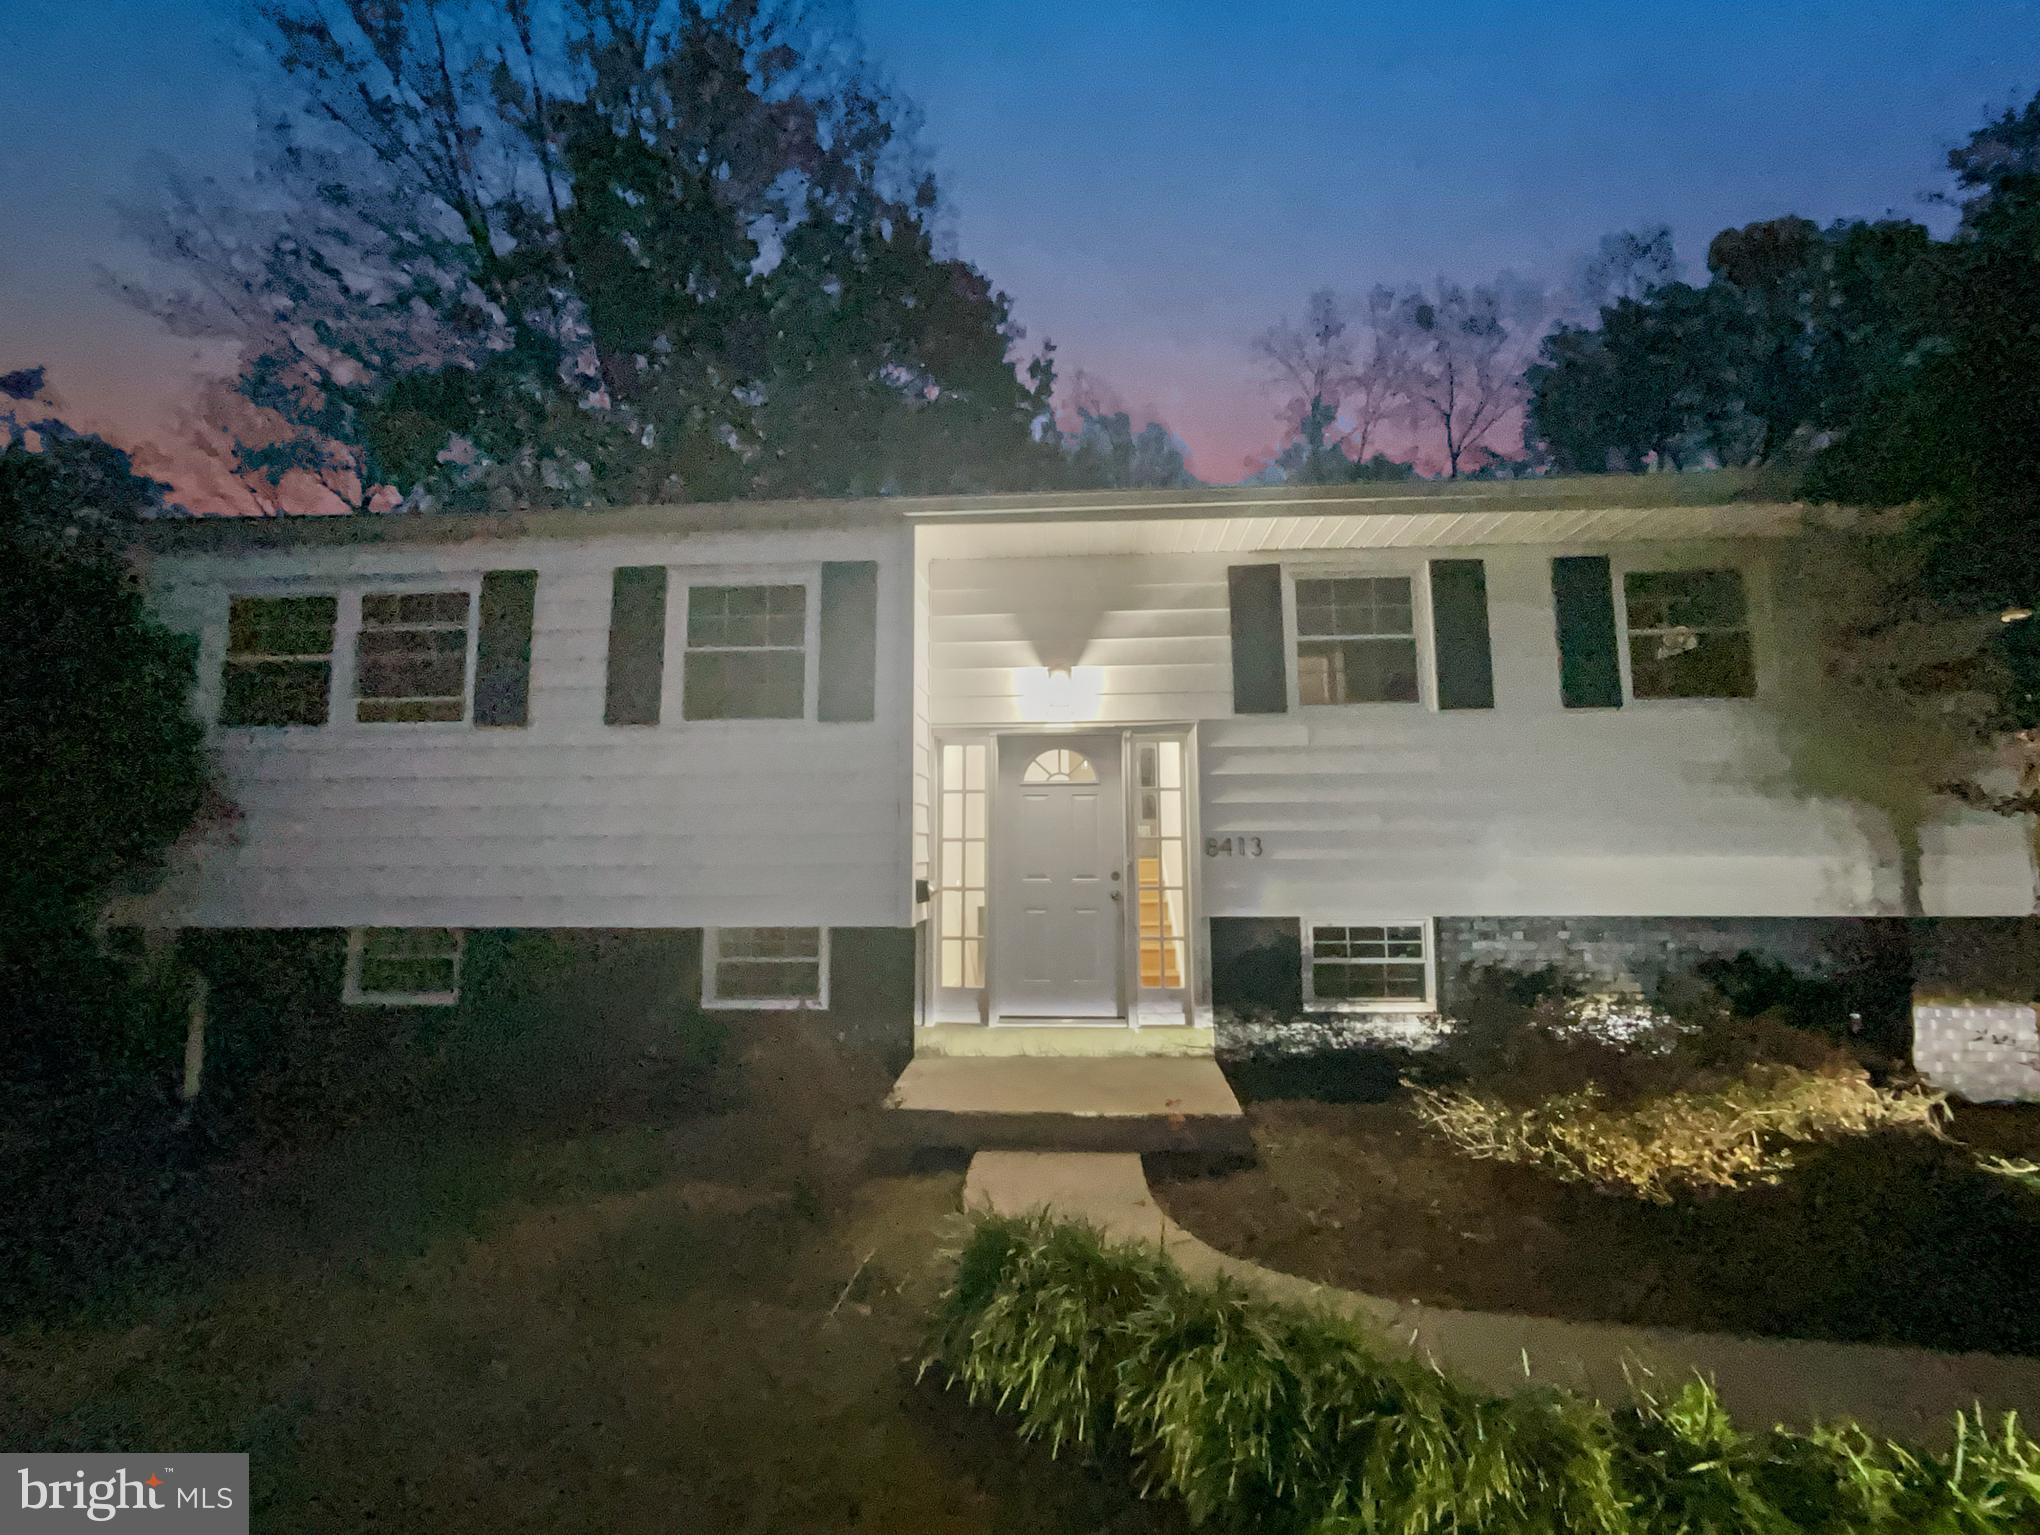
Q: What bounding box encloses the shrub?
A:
[1408,1064,1944,1201]
[927,1212,2040,1535]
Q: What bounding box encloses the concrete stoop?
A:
[962,1150,2040,1447]
[884,1056,1248,1154]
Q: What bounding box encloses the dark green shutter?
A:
[1429,559,1494,710]
[1227,564,1288,714]
[604,566,667,726]
[816,561,879,722]
[1551,555,1623,709]
[473,569,537,726]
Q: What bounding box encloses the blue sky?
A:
[2,0,2034,483]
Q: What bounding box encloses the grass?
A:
[928,1212,2040,1535]
[1,1018,1180,1534]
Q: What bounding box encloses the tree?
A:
[1767,524,2019,915]
[1763,94,2040,910]
[1399,276,1548,478]
[1575,224,1679,307]
[1049,373,1195,489]
[1525,218,1934,472]
[1946,91,2040,228]
[118,0,1058,512]
[1061,411,1194,490]
[1801,125,2040,851]
[1528,281,1750,472]
[1252,287,1412,482]
[1,370,213,1069]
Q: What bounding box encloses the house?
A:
[126,471,2039,1135]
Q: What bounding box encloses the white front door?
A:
[994,734,1125,1020]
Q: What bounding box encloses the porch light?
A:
[1019,664,1102,722]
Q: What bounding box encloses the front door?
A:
[994,734,1125,1020]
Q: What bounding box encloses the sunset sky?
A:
[2,0,2034,491]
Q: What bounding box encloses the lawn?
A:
[0,1017,1179,1534]
[1153,1086,2040,1358]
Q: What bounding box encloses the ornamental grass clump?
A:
[1408,1064,1943,1202]
[926,1211,2040,1535]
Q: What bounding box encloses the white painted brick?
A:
[1913,1003,2040,1103]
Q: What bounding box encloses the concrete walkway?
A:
[964,1150,2040,1446]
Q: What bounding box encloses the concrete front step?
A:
[912,1023,1218,1058]
[884,1054,1248,1154]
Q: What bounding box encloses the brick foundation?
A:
[1430,916,1896,1005]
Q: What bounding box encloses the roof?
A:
[138,467,1806,552]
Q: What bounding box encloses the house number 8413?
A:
[1205,836,1264,857]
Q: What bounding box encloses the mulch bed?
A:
[1151,1095,2040,1357]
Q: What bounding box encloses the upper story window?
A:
[356,590,473,723]
[1622,569,1755,700]
[1294,576,1419,705]
[221,594,337,727]
[684,583,808,720]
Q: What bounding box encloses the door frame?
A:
[927,723,1204,1030]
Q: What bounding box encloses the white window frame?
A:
[214,576,484,735]
[702,926,831,1010]
[1612,557,1762,706]
[1301,917,1436,1013]
[343,927,465,1007]
[672,566,824,726]
[351,583,482,727]
[218,590,340,730]
[1282,559,1436,713]
[1129,728,1201,1028]
[930,732,994,1024]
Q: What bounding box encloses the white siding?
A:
[925,547,2035,919]
[911,543,933,901]
[131,525,914,929]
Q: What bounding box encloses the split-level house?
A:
[126,472,2039,1135]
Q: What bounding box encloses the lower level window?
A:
[705,927,828,1008]
[1305,921,1431,1008]
[345,927,464,1006]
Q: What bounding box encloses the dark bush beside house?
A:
[928,1213,2040,1535]
[2,400,213,1092]
[0,929,739,1321]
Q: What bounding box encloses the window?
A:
[356,590,472,722]
[1623,569,1755,700]
[705,927,828,1008]
[345,928,463,1006]
[221,594,336,726]
[1021,747,1098,784]
[1135,739,1189,991]
[1305,922,1431,1009]
[938,742,989,991]
[934,747,991,987]
[1294,576,1419,705]
[684,583,807,719]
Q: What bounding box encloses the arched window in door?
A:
[1021,747,1099,785]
